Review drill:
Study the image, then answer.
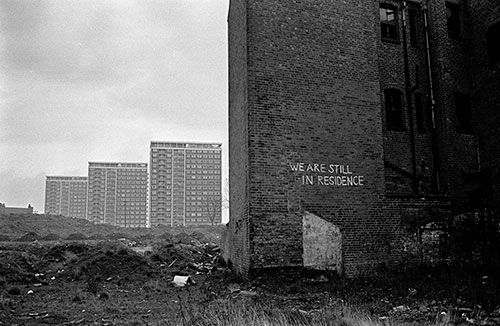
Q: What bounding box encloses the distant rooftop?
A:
[150,141,222,149]
[46,176,88,181]
[88,162,148,168]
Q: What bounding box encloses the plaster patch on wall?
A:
[302,211,342,273]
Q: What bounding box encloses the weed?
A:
[144,279,161,292]
[162,299,387,326]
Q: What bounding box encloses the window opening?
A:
[446,2,462,39]
[385,89,405,131]
[381,5,399,41]
[454,92,474,134]
[487,22,500,66]
[409,8,420,46]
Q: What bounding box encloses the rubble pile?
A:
[0,231,222,289]
[62,242,156,283]
[151,240,221,275]
[0,247,40,283]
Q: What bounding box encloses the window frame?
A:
[408,7,421,47]
[380,4,399,43]
[453,92,474,135]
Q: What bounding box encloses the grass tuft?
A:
[164,299,386,326]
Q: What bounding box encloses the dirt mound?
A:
[41,233,61,241]
[45,243,91,262]
[15,232,41,242]
[173,232,202,245]
[0,234,11,241]
[65,233,88,240]
[107,232,130,240]
[151,242,221,274]
[87,234,106,240]
[68,242,155,282]
[190,231,207,242]
[0,250,38,282]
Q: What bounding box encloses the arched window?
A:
[487,22,500,66]
[384,89,405,131]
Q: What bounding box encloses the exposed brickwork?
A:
[226,0,250,277]
[424,0,479,201]
[226,0,500,279]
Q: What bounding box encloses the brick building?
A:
[149,141,222,227]
[44,176,88,219]
[87,162,148,228]
[0,203,34,215]
[224,0,500,277]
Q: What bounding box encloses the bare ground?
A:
[1,214,500,325]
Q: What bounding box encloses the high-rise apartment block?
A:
[44,176,88,219]
[87,162,148,228]
[149,142,222,227]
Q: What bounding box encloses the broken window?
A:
[380,4,399,42]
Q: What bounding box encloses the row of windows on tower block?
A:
[380,2,500,66]
[384,89,473,135]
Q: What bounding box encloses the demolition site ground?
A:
[1,214,500,326]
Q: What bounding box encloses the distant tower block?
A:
[45,176,88,219]
[87,162,148,228]
[149,141,222,227]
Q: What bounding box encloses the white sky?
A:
[0,0,230,221]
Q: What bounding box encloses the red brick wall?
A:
[241,0,403,277]
[425,0,479,200]
[227,0,499,278]
[227,0,251,277]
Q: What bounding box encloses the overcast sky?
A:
[0,0,229,219]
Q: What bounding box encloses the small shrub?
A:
[143,279,161,292]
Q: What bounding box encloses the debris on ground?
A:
[172,275,195,287]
